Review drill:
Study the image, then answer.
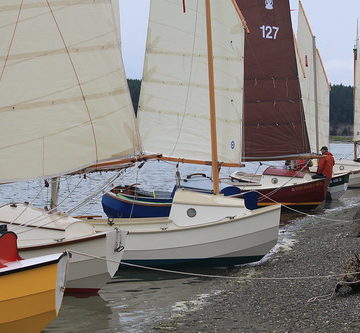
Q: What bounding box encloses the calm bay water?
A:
[2,142,359,332]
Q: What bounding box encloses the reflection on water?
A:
[46,267,233,333]
[44,295,111,332]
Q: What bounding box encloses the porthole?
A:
[271,177,278,184]
[187,208,197,218]
[339,165,345,171]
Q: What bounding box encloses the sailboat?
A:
[86,0,282,267]
[0,0,139,292]
[332,22,360,188]
[101,0,328,215]
[295,0,349,200]
[225,0,329,208]
[0,229,69,332]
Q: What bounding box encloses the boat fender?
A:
[242,192,259,210]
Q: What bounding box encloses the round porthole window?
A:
[271,177,278,184]
[339,165,344,171]
[187,208,197,218]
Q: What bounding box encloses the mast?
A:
[50,177,60,211]
[312,35,320,154]
[205,0,219,195]
[354,20,359,160]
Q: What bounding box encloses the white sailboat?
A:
[86,0,281,267]
[295,0,350,199]
[332,21,360,188]
[0,0,140,292]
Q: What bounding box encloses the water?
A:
[44,187,360,333]
[3,142,359,332]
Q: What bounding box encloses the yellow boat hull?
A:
[0,254,68,333]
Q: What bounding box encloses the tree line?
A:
[127,79,354,137]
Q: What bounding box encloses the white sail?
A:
[138,0,244,164]
[315,49,330,149]
[353,25,360,142]
[0,0,141,183]
[296,0,330,153]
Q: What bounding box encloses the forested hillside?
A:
[127,80,354,136]
[330,84,353,136]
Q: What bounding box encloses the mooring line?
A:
[68,250,357,282]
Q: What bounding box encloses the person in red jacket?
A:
[312,146,335,179]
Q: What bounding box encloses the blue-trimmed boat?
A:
[101,175,260,219]
[101,184,173,218]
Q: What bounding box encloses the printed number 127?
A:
[260,25,279,39]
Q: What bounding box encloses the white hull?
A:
[0,204,127,292]
[327,172,350,200]
[88,190,281,267]
[333,159,360,188]
[229,170,317,189]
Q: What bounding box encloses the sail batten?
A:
[237,0,310,161]
[138,0,244,165]
[0,0,141,183]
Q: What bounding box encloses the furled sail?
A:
[296,0,330,153]
[0,0,141,183]
[353,24,360,142]
[236,0,310,161]
[138,0,244,164]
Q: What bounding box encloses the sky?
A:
[119,0,360,86]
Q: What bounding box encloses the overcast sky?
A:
[119,0,360,86]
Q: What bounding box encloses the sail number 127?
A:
[260,25,279,39]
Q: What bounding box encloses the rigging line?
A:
[257,165,310,202]
[8,180,51,232]
[66,173,121,214]
[15,173,121,234]
[169,0,199,157]
[250,189,360,225]
[49,175,86,210]
[128,163,143,218]
[68,250,355,282]
[12,176,84,232]
[45,0,99,162]
[0,0,24,82]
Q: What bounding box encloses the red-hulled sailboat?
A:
[228,0,328,208]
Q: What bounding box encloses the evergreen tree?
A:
[126,80,355,136]
[330,84,353,135]
[127,79,141,115]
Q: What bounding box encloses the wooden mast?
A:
[354,20,359,160]
[205,0,219,195]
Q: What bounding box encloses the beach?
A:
[146,193,360,333]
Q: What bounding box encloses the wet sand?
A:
[147,194,360,333]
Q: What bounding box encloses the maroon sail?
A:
[236,0,310,161]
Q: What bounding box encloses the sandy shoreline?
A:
[146,192,360,332]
